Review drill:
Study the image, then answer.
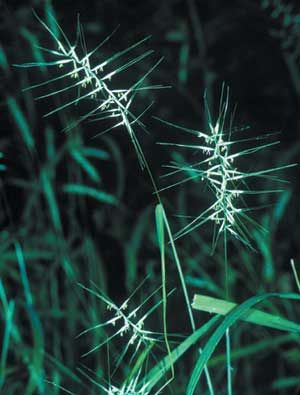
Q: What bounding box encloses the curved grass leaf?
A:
[208,333,297,368]
[15,242,45,395]
[62,183,117,205]
[70,149,101,183]
[142,315,220,393]
[41,169,62,233]
[0,44,9,72]
[80,147,109,160]
[187,293,300,395]
[192,294,300,332]
[7,96,35,151]
[0,298,15,390]
[125,205,152,291]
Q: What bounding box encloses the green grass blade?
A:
[7,96,35,151]
[157,204,215,394]
[192,294,300,332]
[208,333,297,367]
[15,242,45,395]
[44,0,59,39]
[123,342,155,388]
[44,352,82,385]
[41,168,62,233]
[272,376,300,391]
[21,28,46,73]
[80,147,109,160]
[155,204,174,385]
[187,293,300,395]
[70,149,101,183]
[273,189,292,226]
[155,204,165,248]
[290,259,300,293]
[0,44,9,72]
[62,183,117,205]
[0,300,15,389]
[143,315,220,392]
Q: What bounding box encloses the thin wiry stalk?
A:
[157,204,215,395]
[224,228,233,395]
[226,328,232,395]
[290,259,300,293]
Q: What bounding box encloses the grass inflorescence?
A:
[1,4,300,395]
[157,86,296,251]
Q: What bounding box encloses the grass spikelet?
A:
[157,85,297,250]
[77,282,163,362]
[15,11,163,169]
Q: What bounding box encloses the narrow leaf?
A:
[7,96,35,151]
[62,184,117,205]
[192,294,300,332]
[187,293,300,395]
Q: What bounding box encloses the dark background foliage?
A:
[1,0,300,394]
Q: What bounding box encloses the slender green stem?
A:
[226,328,232,395]
[290,259,300,293]
[224,229,229,300]
[156,204,175,387]
[161,206,214,395]
[224,229,233,395]
[141,134,214,393]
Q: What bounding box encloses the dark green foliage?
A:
[1,1,300,394]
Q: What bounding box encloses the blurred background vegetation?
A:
[1,0,300,393]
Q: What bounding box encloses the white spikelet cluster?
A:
[158,86,296,249]
[17,13,164,168]
[101,371,150,395]
[77,283,160,359]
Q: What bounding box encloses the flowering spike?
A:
[15,13,162,170]
[158,86,297,249]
